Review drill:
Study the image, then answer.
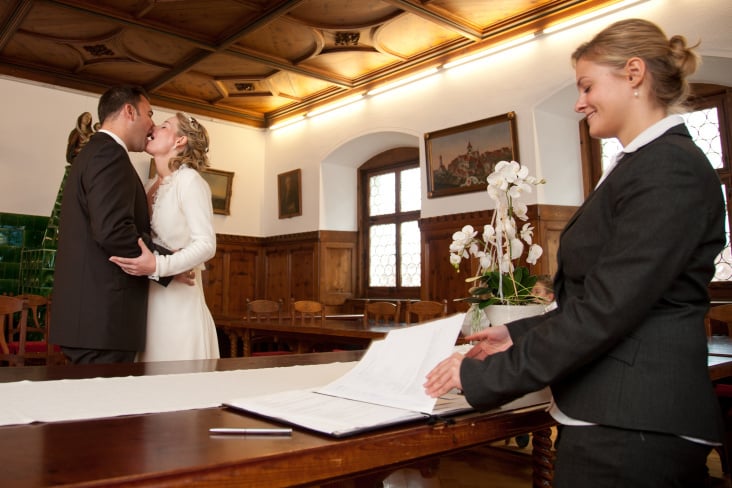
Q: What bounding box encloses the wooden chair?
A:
[405,299,448,324]
[245,298,289,355]
[0,295,31,366]
[246,298,283,323]
[291,299,325,325]
[707,304,732,337]
[5,294,64,366]
[363,301,401,326]
[706,304,732,473]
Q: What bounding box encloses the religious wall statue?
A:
[65,111,96,164]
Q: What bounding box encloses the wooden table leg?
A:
[227,330,238,358]
[532,427,555,487]
[242,329,252,357]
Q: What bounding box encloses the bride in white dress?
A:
[110,112,219,361]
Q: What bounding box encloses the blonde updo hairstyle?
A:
[168,112,210,172]
[571,19,700,111]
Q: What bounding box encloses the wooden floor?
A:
[380,432,731,488]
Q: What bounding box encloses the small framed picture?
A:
[424,111,519,198]
[201,169,234,215]
[278,169,302,219]
[149,160,234,215]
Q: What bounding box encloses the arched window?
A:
[359,148,421,298]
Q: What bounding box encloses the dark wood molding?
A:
[206,204,579,317]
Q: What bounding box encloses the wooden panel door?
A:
[290,247,317,302]
[224,247,259,317]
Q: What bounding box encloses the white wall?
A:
[0,79,266,236]
[1,0,731,238]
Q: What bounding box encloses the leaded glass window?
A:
[364,163,421,289]
[599,106,731,281]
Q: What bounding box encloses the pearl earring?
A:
[634,90,639,98]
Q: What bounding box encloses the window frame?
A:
[358,149,421,299]
[579,83,732,298]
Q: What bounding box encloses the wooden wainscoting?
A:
[532,204,577,278]
[204,231,358,318]
[203,205,575,319]
[419,205,577,314]
[319,231,359,310]
[202,235,261,318]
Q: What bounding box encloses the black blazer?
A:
[51,132,152,351]
[461,125,726,442]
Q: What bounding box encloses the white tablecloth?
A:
[0,361,355,427]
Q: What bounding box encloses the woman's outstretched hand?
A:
[424,352,464,398]
[424,324,513,398]
[464,324,512,360]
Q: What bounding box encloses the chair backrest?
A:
[246,298,283,323]
[363,301,401,326]
[0,295,29,365]
[707,304,732,336]
[291,300,324,325]
[405,299,448,324]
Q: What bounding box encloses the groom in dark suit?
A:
[51,85,157,364]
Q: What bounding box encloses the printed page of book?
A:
[316,314,464,413]
[224,315,465,436]
[224,314,552,437]
[225,388,429,437]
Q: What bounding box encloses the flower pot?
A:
[483,303,545,328]
[461,304,491,337]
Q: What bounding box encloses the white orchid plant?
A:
[450,160,546,307]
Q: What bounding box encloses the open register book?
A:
[224,314,550,437]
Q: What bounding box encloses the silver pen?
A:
[209,427,292,436]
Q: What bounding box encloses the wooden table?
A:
[218,318,395,357]
[709,354,732,381]
[0,351,556,488]
[706,336,732,380]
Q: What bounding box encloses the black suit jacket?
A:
[51,132,152,351]
[461,125,726,442]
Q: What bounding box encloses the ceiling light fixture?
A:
[442,33,536,70]
[306,94,365,118]
[542,0,650,34]
[366,67,440,96]
[269,114,306,131]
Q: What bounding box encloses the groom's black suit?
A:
[51,132,152,353]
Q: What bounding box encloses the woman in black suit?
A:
[425,19,725,487]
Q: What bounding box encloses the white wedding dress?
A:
[137,165,220,362]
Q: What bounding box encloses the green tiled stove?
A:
[17,165,70,297]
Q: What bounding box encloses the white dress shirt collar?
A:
[596,114,685,188]
[98,129,128,152]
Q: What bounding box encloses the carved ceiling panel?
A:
[0,0,622,127]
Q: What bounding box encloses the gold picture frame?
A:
[424,111,519,198]
[278,169,302,219]
[201,168,234,215]
[148,160,234,215]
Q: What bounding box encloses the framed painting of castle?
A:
[424,111,519,198]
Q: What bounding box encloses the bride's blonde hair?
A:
[168,112,210,171]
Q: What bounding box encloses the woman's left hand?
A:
[424,352,464,398]
[109,238,156,276]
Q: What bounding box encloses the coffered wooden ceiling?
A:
[0,0,622,128]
